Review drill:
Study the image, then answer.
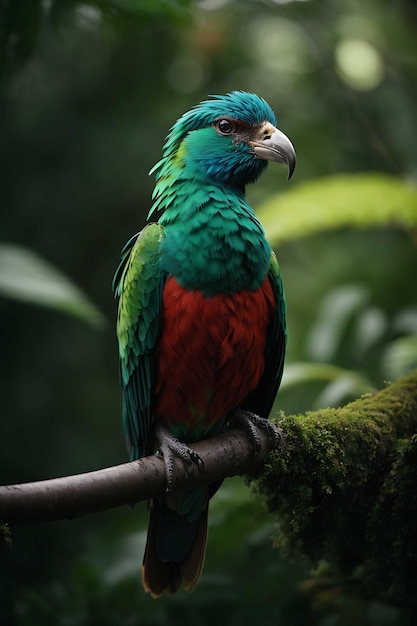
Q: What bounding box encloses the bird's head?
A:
[153,91,296,192]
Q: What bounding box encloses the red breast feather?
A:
[156,276,275,438]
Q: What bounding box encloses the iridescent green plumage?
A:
[113,92,295,596]
[113,224,165,459]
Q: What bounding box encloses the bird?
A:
[113,91,296,597]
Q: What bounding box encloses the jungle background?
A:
[1,0,417,624]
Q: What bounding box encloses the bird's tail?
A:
[142,497,208,597]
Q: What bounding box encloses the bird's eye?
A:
[217,119,234,135]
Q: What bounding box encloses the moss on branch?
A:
[252,369,417,608]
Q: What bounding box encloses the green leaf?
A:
[0,244,106,328]
[257,173,417,246]
[281,361,374,408]
[305,284,371,362]
[382,335,417,380]
[281,362,372,389]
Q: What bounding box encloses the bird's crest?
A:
[151,91,277,171]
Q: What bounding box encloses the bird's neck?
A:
[150,166,271,296]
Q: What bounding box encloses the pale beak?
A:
[251,124,296,179]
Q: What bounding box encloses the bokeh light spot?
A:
[247,17,312,77]
[335,38,384,91]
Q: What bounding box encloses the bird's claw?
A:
[154,423,204,492]
[229,410,283,454]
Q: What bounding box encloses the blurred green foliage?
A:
[0,244,106,326]
[258,173,417,246]
[1,0,417,624]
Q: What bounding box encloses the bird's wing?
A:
[113,223,165,460]
[245,251,287,418]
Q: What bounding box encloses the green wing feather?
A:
[245,251,287,418]
[113,223,166,460]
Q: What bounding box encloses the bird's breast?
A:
[155,276,275,440]
[159,197,272,295]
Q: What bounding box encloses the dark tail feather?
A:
[179,507,208,593]
[142,500,208,598]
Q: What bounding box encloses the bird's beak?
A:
[250,123,296,179]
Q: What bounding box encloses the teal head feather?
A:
[150,91,293,194]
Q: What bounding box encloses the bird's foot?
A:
[154,423,204,493]
[228,410,283,454]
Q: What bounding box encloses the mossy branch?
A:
[1,370,416,605]
[252,369,417,608]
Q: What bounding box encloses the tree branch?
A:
[251,369,417,609]
[1,368,417,556]
[0,428,275,525]
[2,372,416,608]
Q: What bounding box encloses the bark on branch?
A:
[0,428,275,525]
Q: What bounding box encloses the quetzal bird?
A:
[113,91,296,597]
